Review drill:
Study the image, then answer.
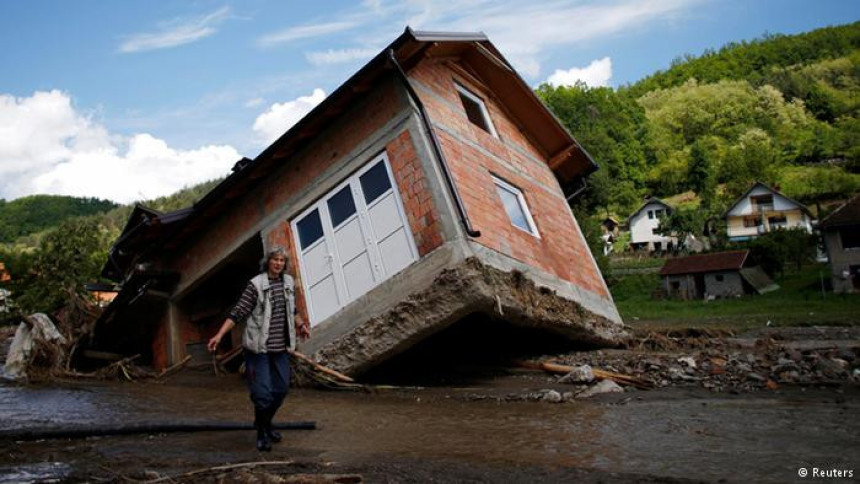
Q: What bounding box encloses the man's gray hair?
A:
[259,246,289,273]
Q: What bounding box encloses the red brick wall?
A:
[386,130,444,256]
[409,61,608,298]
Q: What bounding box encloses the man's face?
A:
[268,254,286,274]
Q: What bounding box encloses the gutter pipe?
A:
[388,49,481,238]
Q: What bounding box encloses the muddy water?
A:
[1,376,858,483]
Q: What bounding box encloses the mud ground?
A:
[1,327,858,483]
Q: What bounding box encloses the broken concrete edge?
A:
[312,257,630,376]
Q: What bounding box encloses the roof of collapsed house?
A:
[102,27,598,284]
[660,250,750,276]
[818,193,860,228]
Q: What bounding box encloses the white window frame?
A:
[455,83,498,138]
[492,175,540,238]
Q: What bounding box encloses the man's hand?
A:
[297,318,310,341]
[207,334,221,353]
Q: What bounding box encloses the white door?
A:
[294,208,340,323]
[293,153,418,326]
[326,184,376,301]
[358,160,415,277]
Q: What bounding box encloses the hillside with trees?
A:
[0,195,117,244]
[537,21,860,220]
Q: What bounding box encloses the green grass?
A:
[609,264,860,331]
[608,254,666,270]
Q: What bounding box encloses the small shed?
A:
[659,250,777,300]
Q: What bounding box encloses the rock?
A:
[747,372,766,382]
[677,356,697,369]
[558,364,594,384]
[773,358,799,373]
[576,379,624,399]
[815,358,847,377]
[668,366,686,381]
[542,390,563,403]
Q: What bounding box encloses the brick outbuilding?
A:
[93,28,625,375]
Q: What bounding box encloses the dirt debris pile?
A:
[554,328,859,394]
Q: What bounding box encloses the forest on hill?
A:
[0,195,117,244]
[538,21,860,220]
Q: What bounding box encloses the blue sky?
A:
[0,0,857,203]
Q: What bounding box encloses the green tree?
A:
[655,207,706,250]
[747,228,817,276]
[688,137,720,209]
[536,83,649,213]
[8,218,112,315]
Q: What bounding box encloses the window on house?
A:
[296,209,324,250]
[841,226,860,249]
[648,210,654,220]
[768,215,787,227]
[743,216,763,228]
[751,194,774,212]
[493,176,539,237]
[456,83,498,137]
[715,274,725,282]
[655,209,664,218]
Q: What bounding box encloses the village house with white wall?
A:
[724,182,814,242]
[627,198,676,252]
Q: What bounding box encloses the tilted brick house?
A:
[92,29,625,375]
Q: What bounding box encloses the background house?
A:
[725,182,814,242]
[819,194,860,293]
[92,28,624,374]
[628,198,676,252]
[660,250,778,300]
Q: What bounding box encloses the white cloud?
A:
[252,89,326,145]
[244,97,265,108]
[305,48,377,66]
[330,0,700,78]
[258,21,358,47]
[546,57,613,87]
[119,6,231,53]
[0,90,239,204]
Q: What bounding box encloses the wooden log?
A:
[82,350,124,361]
[156,354,192,379]
[288,349,354,383]
[537,361,652,389]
